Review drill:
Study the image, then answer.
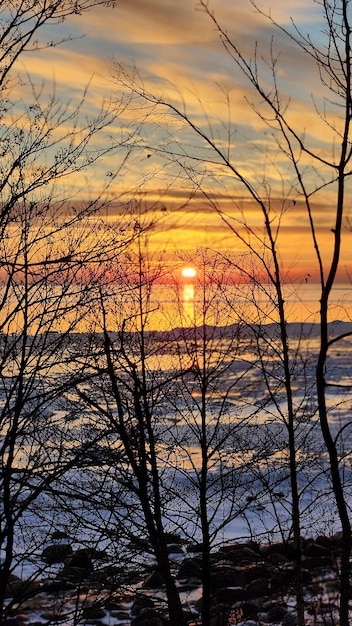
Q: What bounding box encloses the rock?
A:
[4,575,22,599]
[223,546,258,565]
[177,577,202,592]
[105,597,129,610]
[41,578,75,593]
[164,532,183,545]
[207,605,230,626]
[110,609,130,620]
[244,563,271,583]
[107,597,132,620]
[177,557,203,580]
[131,608,169,625]
[85,547,108,561]
[41,543,72,564]
[81,605,107,620]
[244,577,270,599]
[51,531,70,541]
[211,569,246,592]
[142,570,165,589]
[131,596,155,616]
[187,542,204,553]
[62,548,94,576]
[282,612,298,626]
[317,533,343,557]
[167,544,183,555]
[40,611,67,622]
[303,555,332,570]
[65,548,93,573]
[261,540,296,560]
[5,577,40,601]
[93,564,124,583]
[315,534,333,547]
[211,600,257,625]
[266,550,288,565]
[266,604,289,621]
[220,541,259,554]
[9,615,28,625]
[215,586,243,604]
[270,565,312,593]
[128,537,151,551]
[330,531,344,548]
[209,613,229,626]
[304,541,330,557]
[194,595,216,614]
[237,602,258,620]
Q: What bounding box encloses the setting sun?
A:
[181,267,197,279]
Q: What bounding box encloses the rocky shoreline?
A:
[5,532,344,625]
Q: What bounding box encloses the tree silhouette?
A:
[111,1,352,623]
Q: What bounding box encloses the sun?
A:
[181,266,197,279]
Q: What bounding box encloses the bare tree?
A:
[110,1,352,623]
[0,0,116,91]
[77,246,281,626]
[73,239,190,626]
[0,1,143,622]
[160,252,263,626]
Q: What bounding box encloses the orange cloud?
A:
[9,0,351,285]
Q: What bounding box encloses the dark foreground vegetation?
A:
[5,531,346,625]
[2,2,352,626]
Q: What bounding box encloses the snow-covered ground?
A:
[2,320,352,624]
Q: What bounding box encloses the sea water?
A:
[140,281,352,331]
[4,280,352,583]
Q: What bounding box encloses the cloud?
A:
[87,0,210,45]
[10,0,348,276]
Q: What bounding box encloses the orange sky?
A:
[16,0,352,283]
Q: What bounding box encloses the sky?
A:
[18,0,352,284]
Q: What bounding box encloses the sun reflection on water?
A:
[182,283,195,322]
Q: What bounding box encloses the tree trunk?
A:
[150,531,187,626]
[317,336,351,626]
